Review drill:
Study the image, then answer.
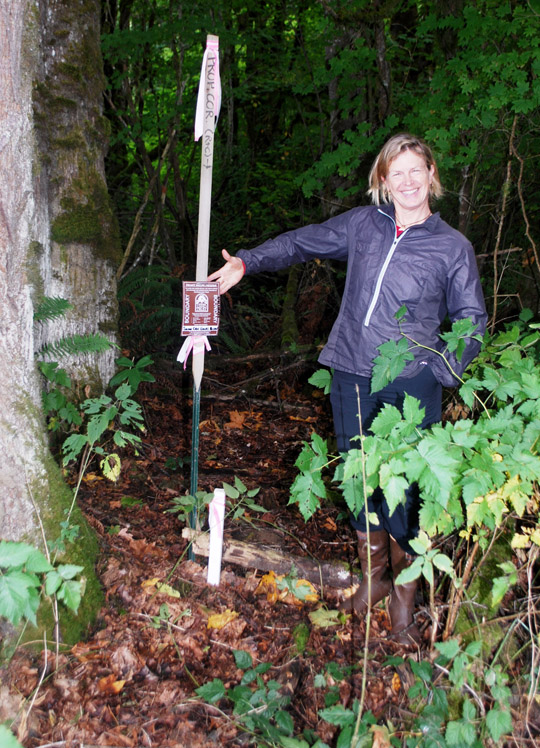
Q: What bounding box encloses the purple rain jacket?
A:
[237,203,487,387]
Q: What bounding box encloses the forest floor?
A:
[1,352,536,747]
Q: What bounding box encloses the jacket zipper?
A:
[363,215,408,327]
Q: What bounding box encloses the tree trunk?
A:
[33,0,121,388]
[0,0,118,648]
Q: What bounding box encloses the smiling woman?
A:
[208,132,487,647]
[368,132,444,230]
[383,150,434,227]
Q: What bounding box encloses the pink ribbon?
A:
[209,492,225,533]
[177,335,211,369]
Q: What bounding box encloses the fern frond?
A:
[118,266,175,300]
[38,333,115,360]
[34,297,72,322]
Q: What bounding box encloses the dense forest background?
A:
[101,0,539,357]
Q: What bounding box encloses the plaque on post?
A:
[181,281,220,337]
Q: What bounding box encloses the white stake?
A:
[207,488,226,585]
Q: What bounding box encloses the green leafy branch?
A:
[291,312,540,632]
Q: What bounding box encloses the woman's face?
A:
[383,148,434,218]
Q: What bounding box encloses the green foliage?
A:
[289,433,331,521]
[0,726,23,748]
[195,652,295,745]
[370,337,415,394]
[195,639,513,745]
[308,368,333,395]
[222,476,266,518]
[38,333,113,361]
[289,314,540,606]
[167,477,265,528]
[47,512,80,555]
[0,541,83,626]
[166,490,214,525]
[275,565,314,603]
[403,638,512,746]
[109,355,155,394]
[33,296,72,322]
[35,296,116,430]
[38,361,82,432]
[62,382,145,474]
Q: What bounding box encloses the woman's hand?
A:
[207,249,245,294]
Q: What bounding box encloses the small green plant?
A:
[109,354,155,394]
[167,477,265,527]
[165,455,190,472]
[398,637,512,746]
[166,490,214,525]
[0,541,83,627]
[196,653,384,748]
[149,602,191,629]
[38,361,82,432]
[196,650,295,746]
[222,477,266,519]
[47,511,80,554]
[61,381,145,481]
[275,565,316,603]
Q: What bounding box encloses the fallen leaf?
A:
[155,582,181,598]
[199,419,220,432]
[141,577,160,589]
[308,608,345,628]
[207,609,239,630]
[371,724,392,748]
[224,410,247,429]
[97,674,126,694]
[288,578,319,603]
[256,571,318,606]
[82,473,103,482]
[141,578,180,598]
[255,571,279,604]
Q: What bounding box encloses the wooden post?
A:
[189,35,220,545]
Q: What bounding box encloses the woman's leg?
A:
[330,366,442,638]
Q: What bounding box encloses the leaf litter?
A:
[0,357,454,746]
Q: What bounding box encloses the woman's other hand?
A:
[207,249,245,294]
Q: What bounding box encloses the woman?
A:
[208,133,487,646]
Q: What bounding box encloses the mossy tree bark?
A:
[0,0,118,648]
[33,0,121,387]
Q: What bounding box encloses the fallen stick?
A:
[182,527,359,589]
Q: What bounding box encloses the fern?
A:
[118,265,176,303]
[39,333,114,360]
[34,296,73,322]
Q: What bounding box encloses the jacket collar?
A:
[377,203,440,233]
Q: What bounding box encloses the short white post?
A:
[207,488,226,585]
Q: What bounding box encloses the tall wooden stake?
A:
[190,35,220,548]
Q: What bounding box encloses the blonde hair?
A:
[368,133,443,205]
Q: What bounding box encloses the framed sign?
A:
[181,281,220,336]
